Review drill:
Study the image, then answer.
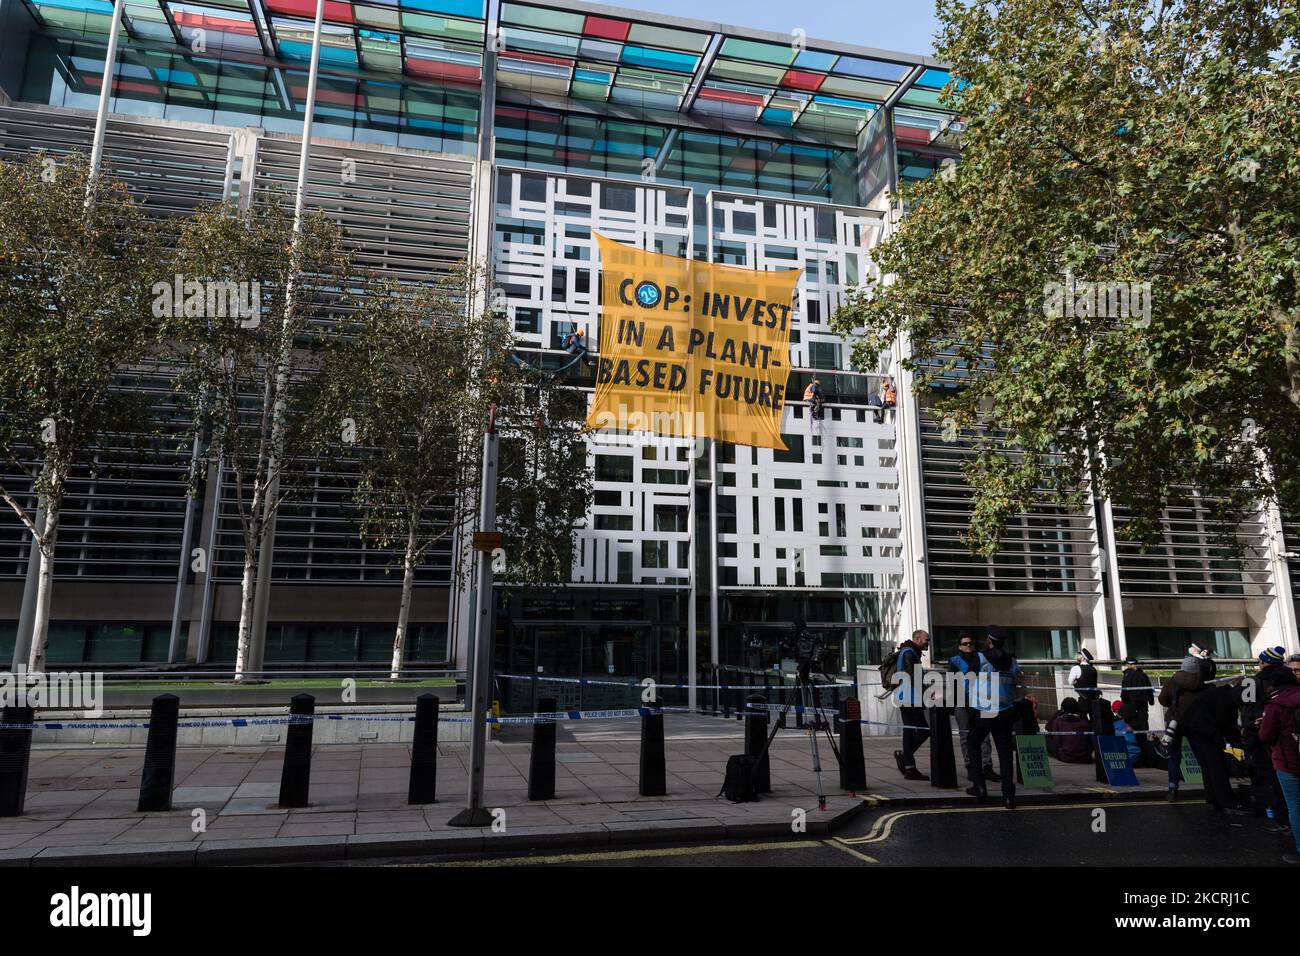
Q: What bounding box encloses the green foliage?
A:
[163,194,350,551]
[0,154,162,544]
[306,265,591,588]
[832,0,1300,553]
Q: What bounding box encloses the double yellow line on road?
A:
[397,839,872,867]
[837,799,1170,845]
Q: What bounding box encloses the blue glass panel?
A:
[792,50,837,71]
[760,107,794,126]
[398,0,483,15]
[574,68,612,84]
[280,40,359,67]
[34,0,114,12]
[619,45,697,73]
[812,95,874,110]
[157,68,200,86]
[915,68,950,88]
[833,56,909,82]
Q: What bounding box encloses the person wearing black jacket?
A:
[1182,681,1249,815]
[1070,648,1101,710]
[1244,646,1292,833]
[1120,656,1155,731]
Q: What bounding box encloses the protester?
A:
[1158,655,1206,802]
[892,629,931,781]
[1112,700,1142,770]
[966,625,1020,808]
[803,378,825,428]
[1243,646,1292,832]
[1256,668,1300,864]
[1120,656,1155,731]
[1190,643,1217,682]
[949,631,994,783]
[562,327,595,367]
[1045,697,1094,764]
[1181,679,1249,815]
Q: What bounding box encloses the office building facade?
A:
[0,0,1293,701]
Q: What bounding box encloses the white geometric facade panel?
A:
[719,415,903,591]
[491,169,903,593]
[707,192,884,372]
[493,168,692,352]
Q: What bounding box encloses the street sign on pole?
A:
[450,406,499,827]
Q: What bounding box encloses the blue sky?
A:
[590,0,943,57]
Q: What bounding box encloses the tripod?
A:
[750,659,843,810]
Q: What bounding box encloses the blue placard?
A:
[1097,735,1140,786]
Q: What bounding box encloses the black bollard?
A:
[1017,698,1040,735]
[1090,697,1115,783]
[528,696,557,800]
[137,694,180,812]
[928,707,960,788]
[744,695,771,793]
[408,694,440,805]
[838,697,867,791]
[278,693,315,808]
[1014,699,1038,784]
[639,700,667,796]
[0,706,34,817]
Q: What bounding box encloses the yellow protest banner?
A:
[587,233,801,451]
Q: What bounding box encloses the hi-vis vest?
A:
[803,383,819,402]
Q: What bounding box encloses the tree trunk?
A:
[234,549,258,680]
[26,503,60,673]
[391,519,419,680]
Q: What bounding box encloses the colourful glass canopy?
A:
[21,0,489,84]
[495,1,951,136]
[21,0,954,140]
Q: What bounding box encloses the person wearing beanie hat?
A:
[1160,655,1208,801]
[1261,646,1286,666]
[1246,646,1294,834]
[1121,655,1155,731]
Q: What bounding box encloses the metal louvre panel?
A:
[0,104,233,214]
[250,136,475,282]
[0,106,478,585]
[919,416,1098,594]
[0,370,193,580]
[210,457,457,585]
[1284,516,1300,596]
[1112,495,1271,598]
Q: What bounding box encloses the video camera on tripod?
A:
[778,622,828,669]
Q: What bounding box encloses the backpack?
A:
[878,648,904,699]
[718,755,758,803]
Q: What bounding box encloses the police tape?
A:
[0,706,696,732]
[497,673,853,691]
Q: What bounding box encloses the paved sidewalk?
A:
[0,716,1182,865]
